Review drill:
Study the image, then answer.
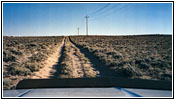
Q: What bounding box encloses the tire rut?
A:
[53,37,100,78]
[69,37,119,78]
[31,38,65,79]
[31,36,117,79]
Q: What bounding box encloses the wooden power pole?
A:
[85,16,89,36]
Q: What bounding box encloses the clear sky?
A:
[3,3,172,36]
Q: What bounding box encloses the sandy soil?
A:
[31,39,65,79]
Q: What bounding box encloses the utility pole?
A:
[77,28,80,35]
[85,15,89,36]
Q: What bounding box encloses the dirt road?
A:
[31,39,65,79]
[53,37,100,78]
[32,36,118,79]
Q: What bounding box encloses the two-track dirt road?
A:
[32,36,117,79]
[55,37,100,78]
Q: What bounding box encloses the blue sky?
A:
[3,3,172,36]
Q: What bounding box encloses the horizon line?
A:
[3,34,172,37]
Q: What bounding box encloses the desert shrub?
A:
[139,62,150,69]
[3,71,8,77]
[40,45,47,49]
[10,66,31,76]
[113,54,121,59]
[135,59,143,65]
[161,74,172,80]
[135,59,151,69]
[25,63,41,72]
[144,58,150,63]
[117,63,136,77]
[150,61,164,68]
[107,61,118,67]
[10,49,22,55]
[3,78,11,89]
[29,53,47,62]
[3,52,16,62]
[27,43,37,47]
[70,35,172,80]
[106,51,116,55]
[3,36,64,89]
[116,63,141,77]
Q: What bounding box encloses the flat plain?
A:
[3,35,172,89]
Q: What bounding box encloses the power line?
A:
[76,4,112,35]
[90,3,121,18]
[88,3,111,17]
[91,4,131,20]
[79,4,111,36]
[77,3,131,36]
[100,4,131,18]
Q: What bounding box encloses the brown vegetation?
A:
[3,35,172,90]
[70,35,172,81]
[3,36,64,89]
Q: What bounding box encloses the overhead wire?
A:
[76,3,111,29]
[88,3,111,17]
[90,3,121,18]
[102,4,131,18]
[91,3,131,20]
[76,3,131,35]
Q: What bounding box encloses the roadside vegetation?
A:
[3,36,64,89]
[70,35,172,81]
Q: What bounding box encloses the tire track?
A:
[31,36,117,79]
[55,37,100,78]
[69,37,119,78]
[31,38,65,79]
